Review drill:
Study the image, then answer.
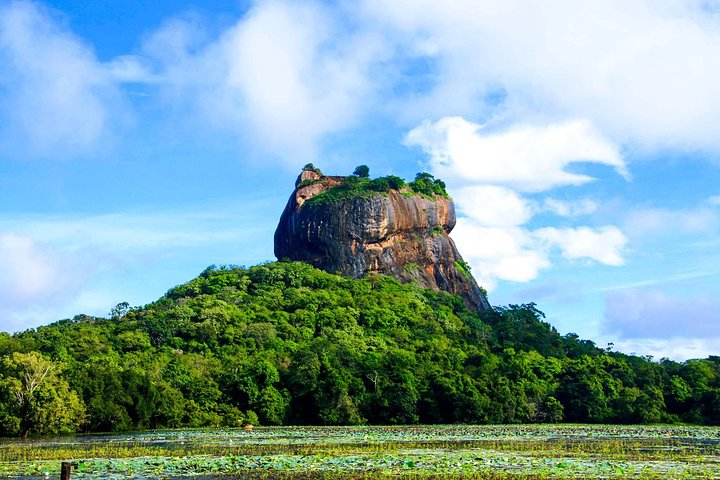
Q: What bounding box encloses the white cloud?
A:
[363,0,720,152]
[536,226,627,266]
[453,186,532,227]
[453,221,627,291]
[106,55,159,83]
[605,289,720,345]
[623,206,719,237]
[142,14,208,64]
[0,234,62,300]
[0,1,124,156]
[0,205,276,332]
[10,212,245,251]
[9,0,720,164]
[64,0,720,166]
[405,117,627,192]
[145,1,387,164]
[0,228,129,333]
[543,198,598,217]
[406,115,629,289]
[707,195,720,206]
[589,270,720,294]
[452,222,550,290]
[611,337,720,361]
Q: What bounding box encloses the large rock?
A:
[274,171,490,312]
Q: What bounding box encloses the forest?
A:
[0,261,718,437]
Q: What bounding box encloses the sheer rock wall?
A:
[274,171,490,312]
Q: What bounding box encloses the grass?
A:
[0,425,718,479]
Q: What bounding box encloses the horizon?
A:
[1,0,720,361]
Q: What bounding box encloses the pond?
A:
[1,424,718,479]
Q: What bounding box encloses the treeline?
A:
[0,262,718,437]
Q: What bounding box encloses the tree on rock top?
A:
[353,165,370,178]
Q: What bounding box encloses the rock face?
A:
[274,170,490,312]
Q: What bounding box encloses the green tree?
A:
[352,165,370,178]
[0,352,86,436]
[409,172,449,197]
[0,260,718,431]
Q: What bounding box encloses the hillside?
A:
[0,261,718,437]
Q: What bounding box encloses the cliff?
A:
[274,169,490,312]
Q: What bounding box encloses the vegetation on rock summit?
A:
[301,165,450,206]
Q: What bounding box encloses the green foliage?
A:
[429,225,445,237]
[304,176,377,206]
[409,172,449,198]
[353,165,370,178]
[403,262,421,273]
[0,262,716,435]
[454,259,472,279]
[0,352,86,436]
[304,171,438,207]
[302,163,322,175]
[298,179,318,188]
[0,424,717,479]
[479,285,488,299]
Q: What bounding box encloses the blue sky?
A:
[2,0,720,360]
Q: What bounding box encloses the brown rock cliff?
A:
[274,170,490,312]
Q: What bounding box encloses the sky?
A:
[1,0,720,360]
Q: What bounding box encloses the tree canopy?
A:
[353,165,370,178]
[0,262,718,436]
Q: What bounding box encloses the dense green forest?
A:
[0,261,718,437]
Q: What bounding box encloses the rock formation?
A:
[274,169,490,312]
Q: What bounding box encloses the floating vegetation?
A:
[0,424,718,479]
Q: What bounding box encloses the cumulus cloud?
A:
[405,117,627,192]
[452,222,627,290]
[452,222,550,290]
[405,115,629,290]
[363,0,720,152]
[0,1,124,156]
[536,226,627,266]
[0,232,87,332]
[27,0,710,166]
[144,1,387,164]
[453,186,532,227]
[605,289,720,340]
[119,0,720,166]
[8,0,720,165]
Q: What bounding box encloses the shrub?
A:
[454,259,473,280]
[429,225,445,237]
